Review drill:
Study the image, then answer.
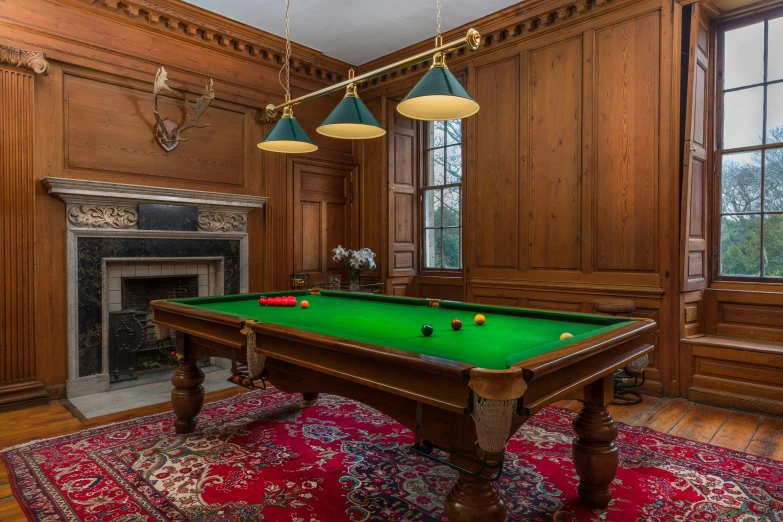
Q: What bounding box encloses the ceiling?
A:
[184,0,520,65]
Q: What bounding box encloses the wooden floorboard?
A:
[709,411,762,452]
[745,416,783,461]
[0,390,779,518]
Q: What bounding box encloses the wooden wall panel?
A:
[64,75,245,186]
[387,102,417,281]
[594,13,659,272]
[472,55,520,270]
[528,38,582,270]
[0,65,48,405]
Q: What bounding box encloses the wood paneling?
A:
[472,55,520,271]
[680,3,711,291]
[528,38,582,270]
[594,13,659,272]
[387,101,417,282]
[293,162,352,285]
[0,65,48,405]
[64,75,245,185]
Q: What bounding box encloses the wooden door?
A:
[680,3,710,292]
[293,162,352,286]
[386,100,418,295]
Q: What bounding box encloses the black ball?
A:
[421,324,434,337]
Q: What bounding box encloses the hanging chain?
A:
[278,0,292,97]
[436,0,441,37]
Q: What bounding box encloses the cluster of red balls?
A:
[230,374,252,387]
[258,295,298,307]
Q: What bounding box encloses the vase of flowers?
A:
[332,245,376,292]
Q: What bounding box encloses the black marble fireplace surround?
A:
[77,237,241,377]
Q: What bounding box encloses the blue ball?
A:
[421,324,434,337]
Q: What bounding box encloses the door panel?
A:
[293,162,352,285]
[680,3,710,291]
[387,101,417,283]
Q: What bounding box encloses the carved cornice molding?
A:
[198,211,247,232]
[358,0,620,91]
[74,0,350,84]
[68,205,139,229]
[0,45,50,75]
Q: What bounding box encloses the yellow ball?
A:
[474,314,486,326]
[560,332,573,341]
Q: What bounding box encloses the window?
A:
[718,13,783,277]
[423,120,462,269]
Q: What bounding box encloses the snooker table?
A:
[150,290,656,521]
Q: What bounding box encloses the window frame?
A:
[419,119,464,272]
[714,7,783,282]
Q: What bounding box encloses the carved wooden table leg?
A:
[445,471,506,522]
[171,334,205,435]
[444,413,506,522]
[572,374,619,509]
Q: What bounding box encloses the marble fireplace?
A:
[44,178,267,398]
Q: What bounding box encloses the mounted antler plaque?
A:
[153,67,215,152]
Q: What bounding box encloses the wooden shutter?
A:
[386,100,417,293]
[680,3,710,292]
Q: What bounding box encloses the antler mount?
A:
[153,66,215,152]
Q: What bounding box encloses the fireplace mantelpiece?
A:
[43,178,267,398]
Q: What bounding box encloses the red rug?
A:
[2,389,781,521]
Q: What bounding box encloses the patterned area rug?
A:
[2,388,781,521]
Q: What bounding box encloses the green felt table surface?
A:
[168,291,634,370]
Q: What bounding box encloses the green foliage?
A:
[720,126,783,276]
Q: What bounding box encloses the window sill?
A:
[710,280,783,292]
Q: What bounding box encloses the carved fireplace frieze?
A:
[197,211,247,232]
[68,205,139,229]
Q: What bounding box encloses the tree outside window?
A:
[423,120,462,269]
[719,14,783,277]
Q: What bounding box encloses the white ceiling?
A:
[184,0,519,65]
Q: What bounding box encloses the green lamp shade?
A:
[257,114,318,153]
[397,66,480,121]
[317,95,386,139]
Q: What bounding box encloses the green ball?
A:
[421,324,434,337]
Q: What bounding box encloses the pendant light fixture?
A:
[317,69,385,139]
[258,0,318,154]
[396,0,480,121]
[258,2,482,154]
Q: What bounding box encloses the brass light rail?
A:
[265,28,481,118]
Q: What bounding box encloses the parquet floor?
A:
[1,391,781,521]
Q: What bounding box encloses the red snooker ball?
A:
[258,297,267,306]
[289,297,298,307]
[300,300,309,309]
[273,297,282,306]
[451,318,463,331]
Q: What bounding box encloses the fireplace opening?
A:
[108,275,206,383]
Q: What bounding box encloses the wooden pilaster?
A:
[0,45,49,405]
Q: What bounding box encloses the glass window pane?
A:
[723,22,764,89]
[429,120,445,148]
[445,145,462,184]
[442,187,460,227]
[769,16,783,82]
[723,87,764,149]
[446,120,461,145]
[428,148,445,185]
[443,228,461,268]
[767,83,783,144]
[722,151,761,213]
[764,214,783,276]
[766,147,783,211]
[425,228,442,268]
[423,189,441,227]
[720,214,761,276]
